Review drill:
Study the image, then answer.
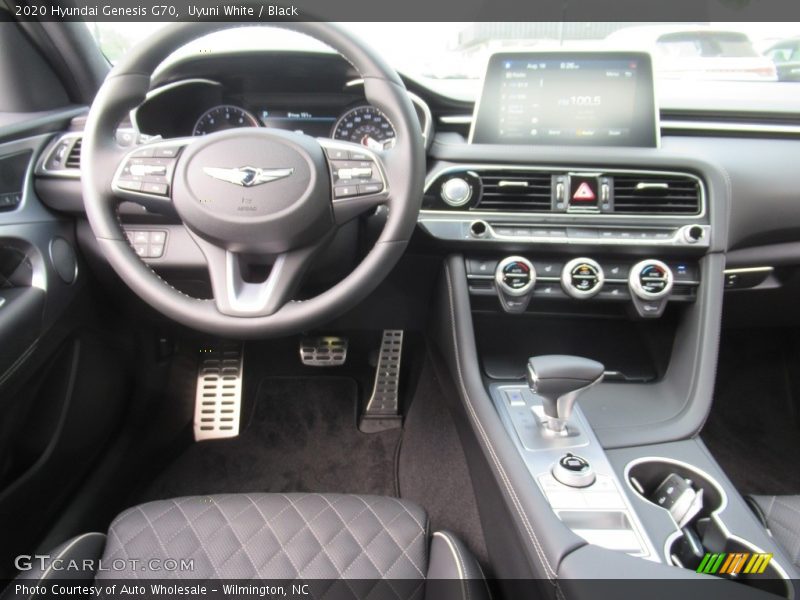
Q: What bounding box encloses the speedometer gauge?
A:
[332,106,396,150]
[193,105,259,136]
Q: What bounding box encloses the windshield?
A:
[88,22,800,101]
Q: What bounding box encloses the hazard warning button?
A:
[568,176,600,210]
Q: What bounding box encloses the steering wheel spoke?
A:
[191,231,333,317]
[319,138,391,224]
[111,137,193,213]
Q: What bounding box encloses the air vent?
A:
[475,171,552,212]
[64,138,82,169]
[612,174,700,215]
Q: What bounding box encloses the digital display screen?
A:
[470,52,658,147]
[259,109,336,137]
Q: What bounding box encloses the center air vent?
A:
[612,174,700,215]
[64,138,82,169]
[475,171,552,212]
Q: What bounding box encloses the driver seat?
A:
[19,493,488,599]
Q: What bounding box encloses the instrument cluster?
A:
[134,78,431,150]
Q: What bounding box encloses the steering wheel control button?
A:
[125,229,168,259]
[440,177,472,207]
[334,185,358,198]
[325,149,386,199]
[553,453,596,488]
[629,259,674,318]
[561,257,604,299]
[494,256,536,314]
[115,146,184,203]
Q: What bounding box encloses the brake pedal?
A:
[299,336,348,366]
[194,343,244,441]
[360,330,403,433]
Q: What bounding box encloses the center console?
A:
[425,49,796,596]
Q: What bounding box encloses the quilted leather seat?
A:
[750,495,800,569]
[19,493,488,599]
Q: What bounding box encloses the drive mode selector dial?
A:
[561,257,604,299]
[629,260,674,300]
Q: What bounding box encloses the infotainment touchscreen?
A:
[470,52,658,147]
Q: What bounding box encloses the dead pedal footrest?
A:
[194,343,244,441]
[360,330,403,433]
[299,336,348,366]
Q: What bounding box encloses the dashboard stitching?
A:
[444,263,559,583]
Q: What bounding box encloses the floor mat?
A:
[136,377,401,502]
[398,361,489,567]
[702,329,800,496]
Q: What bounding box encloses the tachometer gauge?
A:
[192,105,259,136]
[332,106,396,150]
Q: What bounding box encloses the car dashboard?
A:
[7,45,800,593]
[131,51,432,149]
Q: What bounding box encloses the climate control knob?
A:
[496,256,536,296]
[440,177,472,207]
[629,260,673,300]
[495,256,536,314]
[561,258,604,299]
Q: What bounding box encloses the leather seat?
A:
[750,495,800,569]
[19,494,488,599]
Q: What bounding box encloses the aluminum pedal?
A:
[193,343,244,441]
[360,330,403,432]
[299,336,348,366]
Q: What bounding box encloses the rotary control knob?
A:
[440,177,472,207]
[629,260,673,300]
[561,258,604,299]
[552,453,595,488]
[495,256,536,314]
[496,256,536,296]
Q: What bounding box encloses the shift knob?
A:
[526,355,605,432]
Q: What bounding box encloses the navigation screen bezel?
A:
[469,51,659,148]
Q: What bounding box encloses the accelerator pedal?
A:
[360,330,404,433]
[299,336,348,366]
[193,343,244,441]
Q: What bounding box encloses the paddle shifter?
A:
[526,355,605,433]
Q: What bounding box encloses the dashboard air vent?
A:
[65,138,82,169]
[612,174,700,215]
[474,171,552,212]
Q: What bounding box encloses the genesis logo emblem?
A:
[202,166,294,187]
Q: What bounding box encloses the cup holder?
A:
[626,458,790,598]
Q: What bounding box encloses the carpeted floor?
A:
[397,361,489,566]
[702,329,800,496]
[137,377,401,502]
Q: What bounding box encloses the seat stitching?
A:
[210,496,267,577]
[111,501,185,552]
[445,265,556,580]
[158,497,236,548]
[170,499,224,579]
[300,495,376,574]
[386,496,426,532]
[354,496,426,577]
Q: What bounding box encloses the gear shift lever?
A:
[526,355,605,432]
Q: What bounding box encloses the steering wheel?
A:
[82,23,425,338]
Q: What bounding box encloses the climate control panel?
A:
[467,256,698,318]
